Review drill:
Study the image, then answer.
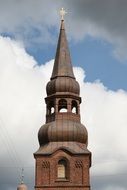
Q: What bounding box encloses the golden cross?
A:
[60,8,67,20]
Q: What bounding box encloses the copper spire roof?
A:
[51,20,75,79]
[35,15,89,156]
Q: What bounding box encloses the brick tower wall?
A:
[35,150,91,190]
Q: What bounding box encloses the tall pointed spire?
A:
[17,168,28,190]
[51,17,75,79]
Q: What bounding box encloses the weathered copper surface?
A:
[38,120,88,146]
[35,142,90,156]
[51,20,75,79]
[46,77,80,96]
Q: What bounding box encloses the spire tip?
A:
[60,8,67,21]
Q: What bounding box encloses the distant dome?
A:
[38,120,88,146]
[17,183,28,190]
[46,77,80,96]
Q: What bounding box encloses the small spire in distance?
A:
[60,8,67,20]
[21,168,24,184]
[17,168,28,190]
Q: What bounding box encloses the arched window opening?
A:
[57,159,67,178]
[48,101,55,114]
[51,107,55,114]
[71,100,78,114]
[72,107,76,113]
[59,108,67,113]
[58,99,67,113]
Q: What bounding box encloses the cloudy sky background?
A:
[0,1,127,190]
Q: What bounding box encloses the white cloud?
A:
[73,67,127,175]
[0,36,51,189]
[0,36,127,190]
[0,0,62,47]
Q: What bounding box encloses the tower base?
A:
[34,147,91,190]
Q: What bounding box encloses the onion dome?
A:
[46,77,80,96]
[17,183,28,190]
[38,120,88,146]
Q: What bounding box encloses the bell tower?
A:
[34,9,91,190]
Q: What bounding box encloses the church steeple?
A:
[17,168,28,190]
[34,9,91,190]
[51,19,75,79]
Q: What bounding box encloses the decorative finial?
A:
[60,8,67,20]
[21,168,24,184]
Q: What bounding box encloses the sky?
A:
[0,0,127,190]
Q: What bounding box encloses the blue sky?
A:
[28,34,127,91]
[0,1,127,190]
[0,0,126,92]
